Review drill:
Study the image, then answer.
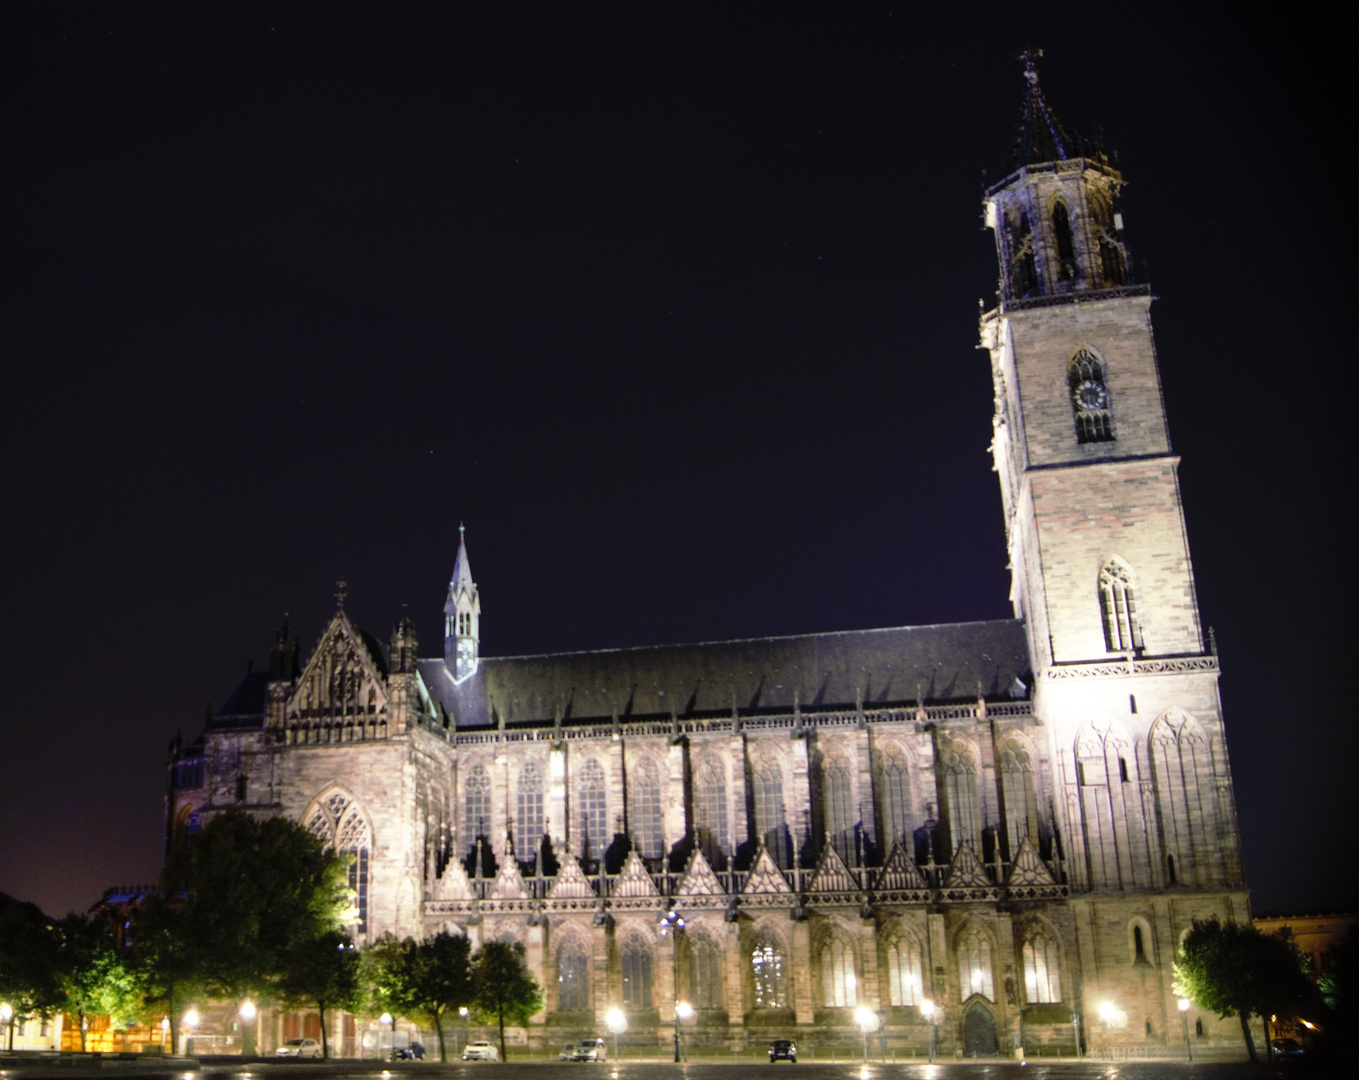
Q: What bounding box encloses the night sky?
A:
[3,4,1353,919]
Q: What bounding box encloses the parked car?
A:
[769,1039,797,1063]
[462,1040,500,1061]
[559,1039,605,1061]
[1270,1038,1305,1059]
[276,1038,323,1058]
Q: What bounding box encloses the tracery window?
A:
[1010,211,1037,297]
[821,938,857,1007]
[632,758,664,859]
[754,762,789,868]
[999,740,1037,859]
[305,789,372,935]
[693,760,728,865]
[1023,930,1062,1003]
[823,757,855,862]
[577,758,608,858]
[465,763,492,841]
[1069,349,1114,443]
[885,936,924,1006]
[1052,200,1076,281]
[689,936,723,1009]
[880,752,912,850]
[516,761,543,853]
[621,934,653,1009]
[1099,558,1144,652]
[752,937,787,1008]
[557,940,590,1011]
[957,926,995,1002]
[941,739,980,852]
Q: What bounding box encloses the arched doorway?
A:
[964,1002,998,1057]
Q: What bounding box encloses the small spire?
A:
[1014,48,1075,166]
[450,526,473,591]
[334,580,348,610]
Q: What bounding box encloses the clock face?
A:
[1074,380,1107,410]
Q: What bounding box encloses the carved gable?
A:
[743,845,793,896]
[807,842,857,894]
[875,840,930,892]
[1006,836,1056,887]
[289,611,389,720]
[491,856,528,899]
[943,841,992,889]
[677,847,726,898]
[614,850,659,897]
[547,851,596,899]
[432,856,474,901]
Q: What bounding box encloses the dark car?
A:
[769,1039,797,1063]
[1270,1038,1305,1059]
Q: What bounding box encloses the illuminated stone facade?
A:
[166,64,1251,1058]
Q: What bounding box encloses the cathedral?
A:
[165,62,1250,1058]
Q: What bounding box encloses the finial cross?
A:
[1020,47,1043,84]
[334,580,348,609]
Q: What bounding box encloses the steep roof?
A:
[419,618,1029,729]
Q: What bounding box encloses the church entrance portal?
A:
[963,1003,999,1057]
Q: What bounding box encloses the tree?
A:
[0,893,61,1050]
[469,940,542,1063]
[130,893,200,1055]
[279,930,361,1058]
[55,914,142,1052]
[364,931,473,1061]
[1174,916,1313,1061]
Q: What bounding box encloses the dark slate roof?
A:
[213,670,269,728]
[418,619,1030,730]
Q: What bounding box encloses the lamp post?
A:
[1,1004,12,1052]
[855,1006,879,1062]
[1071,1011,1082,1060]
[160,1017,170,1051]
[605,1007,627,1063]
[1098,1002,1117,1058]
[458,1006,469,1059]
[182,1009,199,1057]
[1178,999,1193,1061]
[658,907,685,1063]
[921,1000,939,1062]
[380,1012,392,1061]
[239,1001,257,1057]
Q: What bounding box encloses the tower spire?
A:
[1014,49,1074,167]
[444,524,481,680]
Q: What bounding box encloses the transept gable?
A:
[289,611,390,720]
[614,850,660,897]
[546,851,595,899]
[743,845,793,896]
[942,841,992,889]
[676,847,725,898]
[874,839,930,892]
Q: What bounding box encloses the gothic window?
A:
[557,940,590,1011]
[999,740,1037,859]
[1069,349,1114,443]
[694,759,728,865]
[885,936,924,1006]
[752,937,787,1008]
[821,938,858,1007]
[578,758,608,858]
[754,762,790,868]
[1023,930,1062,1003]
[823,756,855,861]
[1052,200,1077,281]
[957,925,995,1002]
[457,612,471,636]
[689,936,723,1009]
[621,934,653,1009]
[1099,558,1144,652]
[516,761,544,852]
[880,752,912,850]
[941,739,980,852]
[1133,925,1146,961]
[632,758,664,859]
[305,789,371,935]
[465,764,492,841]
[1010,211,1037,297]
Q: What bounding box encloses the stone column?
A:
[665,740,687,856]
[526,920,546,1026]
[791,918,814,1025]
[549,743,568,854]
[725,920,745,1040]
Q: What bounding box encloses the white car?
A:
[462,1040,500,1061]
[276,1037,323,1058]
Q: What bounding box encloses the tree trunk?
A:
[497,1005,506,1062]
[78,1013,87,1052]
[1238,1009,1257,1062]
[432,1011,446,1062]
[169,1014,178,1058]
[319,1005,329,1059]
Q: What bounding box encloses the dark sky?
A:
[2,4,1353,918]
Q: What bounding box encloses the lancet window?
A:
[1069,349,1114,443]
[515,761,543,853]
[823,757,855,861]
[632,758,664,859]
[752,937,787,1009]
[1023,930,1062,1003]
[557,940,590,1011]
[689,936,723,1009]
[1052,200,1077,281]
[941,739,980,852]
[754,762,789,868]
[880,752,912,850]
[693,759,728,864]
[1099,558,1144,652]
[957,925,995,1002]
[821,938,857,1007]
[305,789,371,936]
[885,936,924,1006]
[999,739,1037,859]
[464,763,492,841]
[577,759,608,858]
[1010,210,1037,297]
[621,934,653,1009]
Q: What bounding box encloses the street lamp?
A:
[160,1017,170,1049]
[380,1012,393,1061]
[920,1000,939,1062]
[458,1006,469,1058]
[1178,999,1193,1061]
[658,907,686,1063]
[605,1007,627,1063]
[855,1006,879,1062]
[1,1004,12,1051]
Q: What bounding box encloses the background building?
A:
[166,64,1250,1058]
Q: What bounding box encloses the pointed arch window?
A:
[632,759,664,859]
[306,790,371,935]
[999,740,1037,859]
[577,759,608,859]
[693,760,728,865]
[821,938,858,1007]
[1099,558,1144,652]
[752,937,787,1008]
[621,934,653,1009]
[957,926,995,1002]
[754,763,790,868]
[941,739,980,852]
[885,936,924,1006]
[1052,200,1077,281]
[689,936,723,1009]
[557,940,590,1012]
[465,763,492,842]
[515,761,543,853]
[823,757,855,862]
[881,753,912,850]
[1010,210,1037,297]
[1023,930,1062,1003]
[1069,349,1114,443]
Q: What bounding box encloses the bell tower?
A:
[444,524,480,681]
